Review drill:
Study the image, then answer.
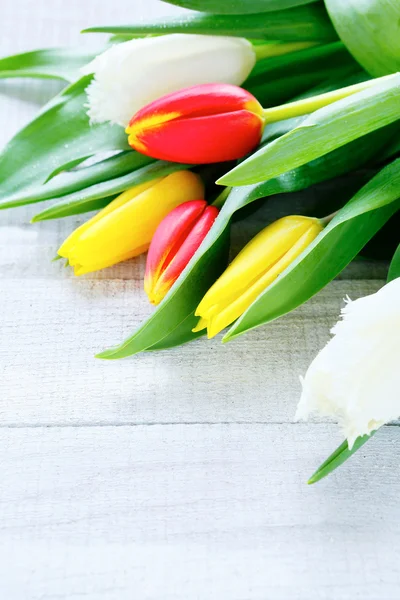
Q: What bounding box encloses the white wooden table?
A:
[1,1,398,598]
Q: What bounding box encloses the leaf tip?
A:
[307,474,319,485]
[95,349,116,360]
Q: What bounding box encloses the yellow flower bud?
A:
[194,215,323,338]
[58,170,204,275]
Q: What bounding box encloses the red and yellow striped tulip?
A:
[58,170,204,276]
[126,83,265,164]
[145,200,219,305]
[194,215,324,338]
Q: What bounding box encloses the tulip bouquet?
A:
[1,0,400,482]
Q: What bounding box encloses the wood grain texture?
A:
[0,277,382,425]
[0,425,400,600]
[0,0,397,599]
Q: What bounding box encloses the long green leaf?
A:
[161,0,318,14]
[249,66,358,110]
[32,161,190,221]
[0,48,95,82]
[325,0,400,77]
[219,73,400,186]
[247,41,352,82]
[0,152,152,211]
[225,158,400,341]
[0,76,129,209]
[245,41,359,106]
[387,244,400,282]
[96,129,391,359]
[308,432,376,484]
[84,5,337,42]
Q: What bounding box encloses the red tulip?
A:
[145,200,219,305]
[126,83,265,164]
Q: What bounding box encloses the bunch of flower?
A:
[0,0,399,482]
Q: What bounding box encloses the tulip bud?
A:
[194,215,323,338]
[82,35,256,127]
[145,200,219,305]
[58,170,204,276]
[126,83,265,164]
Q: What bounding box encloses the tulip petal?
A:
[126,83,264,163]
[205,223,321,337]
[130,110,264,164]
[196,216,313,316]
[72,245,149,276]
[129,83,263,124]
[149,205,219,304]
[84,36,256,127]
[195,215,323,337]
[59,170,204,275]
[145,200,207,299]
[58,178,158,258]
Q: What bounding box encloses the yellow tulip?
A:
[58,170,204,275]
[194,215,323,338]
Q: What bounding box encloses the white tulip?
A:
[82,34,256,127]
[295,278,400,448]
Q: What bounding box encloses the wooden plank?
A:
[0,424,399,600]
[0,277,382,425]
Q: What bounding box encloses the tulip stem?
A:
[262,74,395,123]
[253,41,318,62]
[320,211,339,226]
[212,187,231,209]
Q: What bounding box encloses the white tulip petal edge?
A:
[81,34,256,127]
[295,277,400,448]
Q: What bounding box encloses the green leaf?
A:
[97,227,231,359]
[0,151,152,211]
[247,40,353,83]
[0,48,96,82]
[245,41,360,107]
[0,76,129,209]
[325,0,400,77]
[84,5,337,42]
[95,129,390,360]
[308,432,376,484]
[387,244,400,282]
[219,73,400,186]
[161,0,318,14]
[225,157,400,341]
[44,155,93,183]
[31,160,191,221]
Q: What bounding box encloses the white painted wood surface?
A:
[0,1,397,598]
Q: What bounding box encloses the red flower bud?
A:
[126,83,265,164]
[145,200,219,305]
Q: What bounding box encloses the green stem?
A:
[262,73,396,123]
[212,187,231,209]
[320,210,339,226]
[253,41,318,62]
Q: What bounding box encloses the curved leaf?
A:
[246,41,359,107]
[96,129,391,359]
[387,244,400,283]
[219,73,400,186]
[247,41,352,83]
[32,160,190,221]
[325,0,400,77]
[84,5,337,42]
[0,76,129,209]
[225,158,400,341]
[161,0,318,14]
[308,432,376,484]
[0,48,95,82]
[0,152,152,211]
